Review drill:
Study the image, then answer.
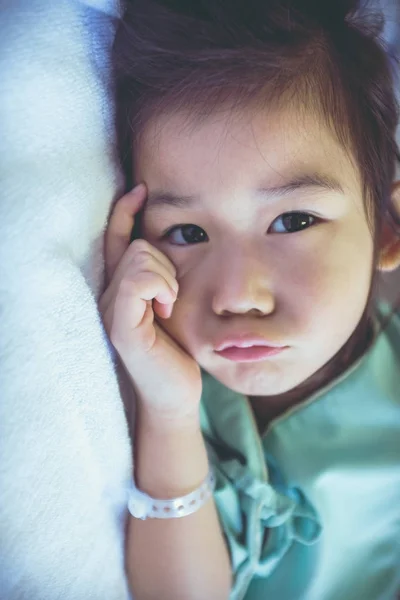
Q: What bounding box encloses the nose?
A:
[211,248,275,318]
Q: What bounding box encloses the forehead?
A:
[134,106,360,195]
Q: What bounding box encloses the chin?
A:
[207,364,304,397]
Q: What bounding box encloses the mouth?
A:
[215,345,288,363]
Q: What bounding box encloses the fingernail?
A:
[131,183,145,194]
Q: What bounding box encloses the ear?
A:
[377,180,400,273]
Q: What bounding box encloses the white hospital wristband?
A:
[127,467,216,520]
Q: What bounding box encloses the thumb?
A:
[105,183,147,285]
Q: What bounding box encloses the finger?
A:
[110,240,179,297]
[138,239,178,281]
[153,298,174,320]
[132,244,179,295]
[100,245,179,333]
[112,272,177,338]
[105,184,147,285]
[129,239,177,283]
[133,271,178,307]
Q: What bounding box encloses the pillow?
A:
[0,1,133,598]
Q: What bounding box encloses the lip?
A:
[215,345,287,362]
[214,334,287,352]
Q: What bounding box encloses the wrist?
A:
[136,399,201,435]
[134,408,208,498]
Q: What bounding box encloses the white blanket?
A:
[0,1,134,598]
[0,1,398,599]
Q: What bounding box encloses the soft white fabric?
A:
[0,1,134,599]
[0,1,398,600]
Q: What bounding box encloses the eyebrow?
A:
[145,172,345,211]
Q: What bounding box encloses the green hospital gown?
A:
[199,301,400,600]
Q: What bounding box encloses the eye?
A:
[161,212,319,246]
[269,212,318,234]
[162,224,209,246]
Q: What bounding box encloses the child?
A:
[101,1,400,598]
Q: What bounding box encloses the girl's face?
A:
[134,106,375,399]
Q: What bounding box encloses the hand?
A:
[98,184,202,422]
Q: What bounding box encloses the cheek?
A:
[279,225,373,328]
[324,226,374,299]
[306,250,373,343]
[292,220,373,293]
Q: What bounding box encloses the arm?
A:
[126,403,232,600]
